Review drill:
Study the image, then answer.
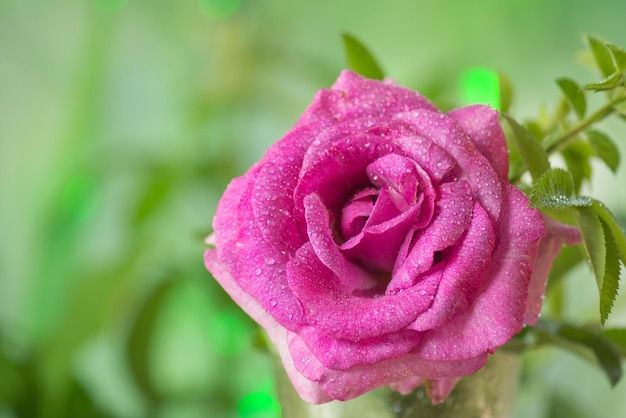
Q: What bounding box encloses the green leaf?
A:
[525,120,546,143]
[587,130,621,173]
[615,98,626,114]
[547,395,590,418]
[562,140,593,194]
[582,70,624,92]
[557,77,586,119]
[586,34,617,77]
[607,43,626,71]
[557,325,623,386]
[126,278,179,405]
[341,33,385,80]
[64,377,111,418]
[589,200,626,324]
[529,167,573,204]
[133,169,174,226]
[602,328,626,356]
[591,200,626,265]
[501,114,551,182]
[599,219,621,324]
[545,245,585,319]
[498,72,514,114]
[528,168,592,209]
[576,207,606,294]
[0,347,26,404]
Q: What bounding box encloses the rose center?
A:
[339,187,379,241]
[332,153,437,280]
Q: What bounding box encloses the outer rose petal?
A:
[204,250,332,403]
[216,175,304,328]
[288,331,487,402]
[447,105,509,181]
[297,326,424,370]
[415,184,544,360]
[524,215,582,325]
[300,70,439,128]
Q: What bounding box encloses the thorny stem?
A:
[544,92,626,154]
[509,91,626,184]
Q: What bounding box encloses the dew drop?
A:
[270,300,277,307]
[265,257,275,265]
[254,268,262,275]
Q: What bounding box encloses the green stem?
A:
[544,93,626,154]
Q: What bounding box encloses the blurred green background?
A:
[1,0,626,417]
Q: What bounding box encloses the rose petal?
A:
[288,331,487,402]
[396,109,502,226]
[524,215,582,325]
[212,172,304,327]
[292,69,436,133]
[394,134,458,185]
[340,192,423,272]
[409,202,495,331]
[366,153,423,208]
[414,184,544,360]
[304,193,376,293]
[447,105,509,181]
[391,181,474,292]
[250,122,333,254]
[294,134,397,227]
[339,153,437,272]
[297,326,423,370]
[340,187,378,240]
[204,250,331,403]
[287,243,439,340]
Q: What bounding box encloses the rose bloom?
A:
[204,70,579,404]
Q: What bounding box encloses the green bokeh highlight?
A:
[459,68,500,109]
[62,174,97,222]
[93,0,128,14]
[198,0,242,19]
[238,392,281,418]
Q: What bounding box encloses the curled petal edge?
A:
[524,215,583,325]
[205,249,333,403]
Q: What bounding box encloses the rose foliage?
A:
[204,71,581,404]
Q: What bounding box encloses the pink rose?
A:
[205,70,569,403]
